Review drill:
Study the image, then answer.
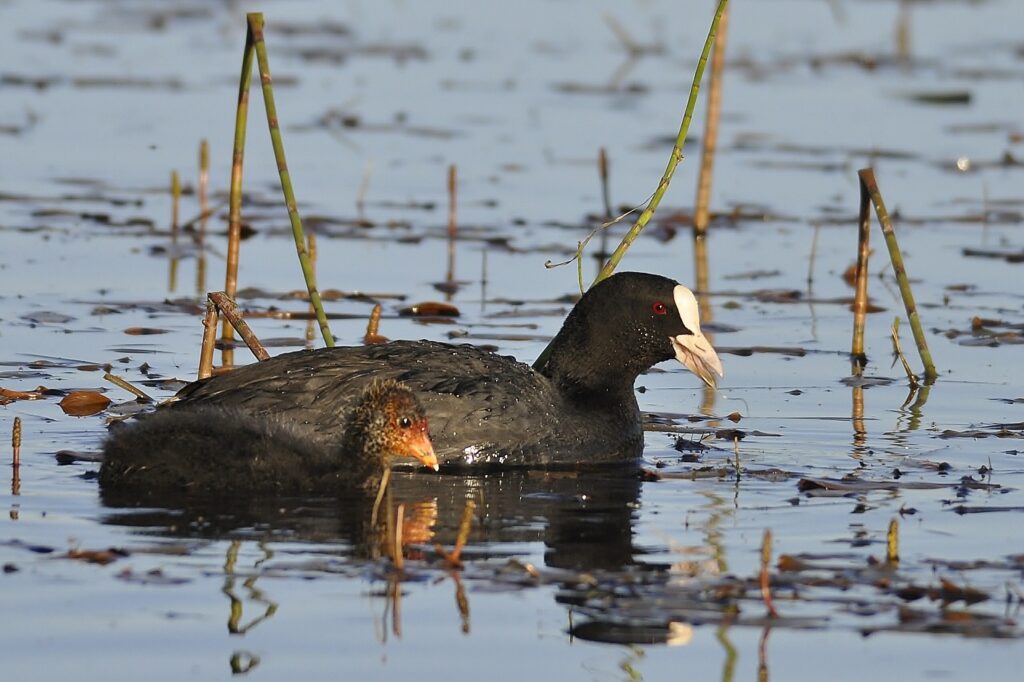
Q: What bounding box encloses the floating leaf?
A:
[123,327,170,336]
[59,390,111,416]
[62,547,129,565]
[398,301,461,317]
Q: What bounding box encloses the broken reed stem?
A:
[857,168,937,382]
[851,176,871,375]
[692,4,729,237]
[886,517,899,565]
[447,164,457,286]
[198,297,218,380]
[364,303,388,344]
[593,0,730,285]
[11,416,21,468]
[170,171,181,245]
[759,528,779,618]
[891,317,919,389]
[208,291,270,361]
[598,147,612,219]
[222,16,256,364]
[102,372,153,402]
[248,13,334,348]
[198,139,210,243]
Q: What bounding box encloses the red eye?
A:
[652,301,667,315]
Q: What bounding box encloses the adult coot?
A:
[173,272,723,468]
[99,378,438,495]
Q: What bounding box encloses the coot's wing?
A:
[174,341,602,467]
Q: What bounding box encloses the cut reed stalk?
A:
[11,416,21,468]
[364,304,388,345]
[851,175,871,375]
[393,503,405,571]
[208,291,269,361]
[170,170,181,244]
[198,139,210,243]
[886,517,899,565]
[594,0,730,285]
[759,528,779,618]
[858,168,937,382]
[306,231,317,343]
[198,297,219,380]
[247,13,334,347]
[692,4,729,237]
[598,147,612,219]
[446,164,457,289]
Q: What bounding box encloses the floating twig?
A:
[760,528,779,618]
[858,168,937,382]
[102,372,153,403]
[248,13,334,347]
[851,175,871,375]
[693,4,729,237]
[594,0,730,284]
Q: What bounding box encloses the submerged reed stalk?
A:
[364,304,388,345]
[248,13,334,347]
[850,176,871,375]
[858,169,937,382]
[692,4,730,237]
[594,0,730,285]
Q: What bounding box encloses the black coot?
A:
[172,272,723,468]
[99,378,437,495]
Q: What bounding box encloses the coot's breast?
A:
[175,341,643,468]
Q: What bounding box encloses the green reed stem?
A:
[858,168,937,382]
[593,0,730,285]
[248,13,334,346]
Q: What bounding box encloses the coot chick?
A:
[99,378,438,495]
[173,272,723,469]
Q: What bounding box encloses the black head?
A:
[538,272,723,397]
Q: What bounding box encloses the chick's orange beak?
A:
[406,419,439,471]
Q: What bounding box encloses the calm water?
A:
[2,0,1023,679]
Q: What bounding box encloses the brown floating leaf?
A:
[123,327,170,336]
[0,386,45,401]
[398,301,460,317]
[62,547,129,565]
[58,390,111,416]
[798,477,950,493]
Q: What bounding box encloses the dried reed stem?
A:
[446,164,457,288]
[759,528,779,618]
[198,139,209,243]
[11,416,21,468]
[851,175,871,375]
[858,168,937,382]
[198,296,219,380]
[393,503,405,571]
[364,304,388,345]
[886,517,899,565]
[693,4,730,237]
[209,291,269,361]
[598,147,612,219]
[248,13,334,347]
